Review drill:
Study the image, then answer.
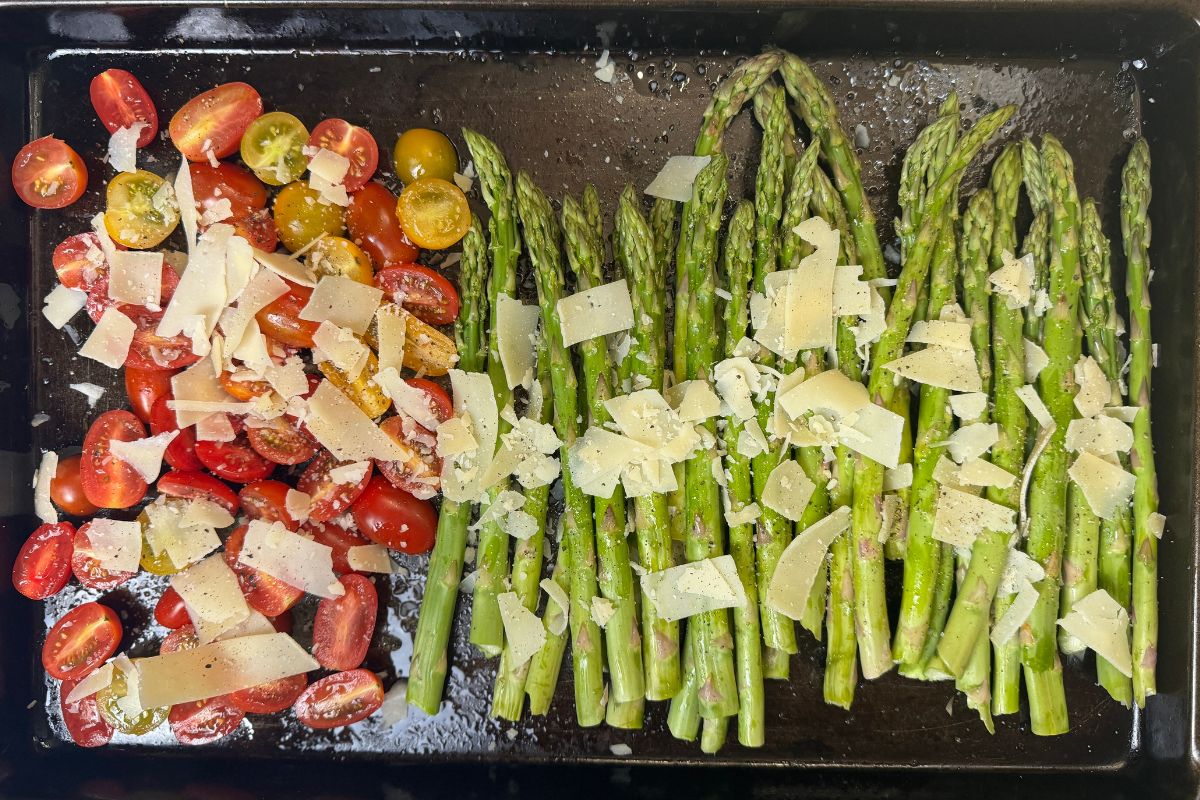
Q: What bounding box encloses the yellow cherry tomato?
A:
[137,507,180,576]
[240,111,310,186]
[105,169,180,249]
[392,128,457,184]
[395,177,469,251]
[273,181,346,252]
[97,668,169,735]
[305,235,373,284]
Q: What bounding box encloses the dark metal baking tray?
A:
[0,2,1197,798]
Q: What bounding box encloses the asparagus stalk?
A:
[1122,137,1158,706]
[516,172,606,727]
[667,625,701,740]
[617,185,681,701]
[719,200,765,746]
[526,529,571,715]
[407,215,489,715]
[651,197,678,363]
[1021,139,1051,347]
[695,52,784,157]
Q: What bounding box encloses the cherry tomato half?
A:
[238,479,299,531]
[255,281,319,348]
[308,119,378,192]
[297,451,373,523]
[157,469,240,515]
[42,602,122,681]
[53,232,107,291]
[292,669,384,730]
[150,395,205,472]
[312,574,378,671]
[346,182,419,268]
[393,128,457,185]
[90,68,158,147]
[154,585,191,629]
[189,162,277,251]
[72,522,136,592]
[229,672,308,715]
[97,667,167,735]
[105,169,180,249]
[373,263,460,326]
[223,525,304,616]
[377,415,440,501]
[60,676,115,748]
[12,522,75,600]
[161,624,199,653]
[306,520,370,574]
[306,235,373,284]
[351,475,437,554]
[125,367,177,424]
[51,454,100,517]
[169,83,263,163]
[241,111,309,186]
[273,181,346,252]
[245,416,317,466]
[220,370,272,401]
[12,137,88,209]
[80,410,148,509]
[396,177,469,251]
[196,434,275,484]
[169,696,245,745]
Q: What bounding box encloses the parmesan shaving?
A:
[299,275,383,334]
[77,518,141,575]
[33,450,58,525]
[540,578,569,636]
[1056,589,1132,678]
[109,431,179,482]
[1068,451,1136,521]
[991,579,1040,646]
[1016,384,1054,428]
[305,380,412,463]
[346,544,394,573]
[170,555,251,643]
[1065,415,1134,456]
[907,319,973,350]
[932,485,1016,548]
[42,284,87,329]
[556,280,635,347]
[988,250,1035,309]
[764,506,851,620]
[1024,339,1049,382]
[883,463,913,491]
[238,519,344,598]
[957,458,1016,489]
[1073,355,1111,418]
[496,294,539,389]
[644,155,711,202]
[375,303,407,374]
[761,460,817,522]
[882,345,982,392]
[79,306,135,368]
[640,555,746,622]
[944,422,999,464]
[948,392,988,421]
[497,591,546,668]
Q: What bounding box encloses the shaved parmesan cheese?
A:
[107,123,146,174]
[156,223,231,342]
[379,680,409,726]
[724,502,761,528]
[751,222,839,357]
[108,250,164,307]
[440,370,500,502]
[497,591,546,668]
[557,279,635,347]
[991,579,1040,646]
[479,416,561,491]
[135,633,318,709]
[200,197,233,226]
[70,383,106,407]
[765,506,851,620]
[884,463,913,491]
[949,392,988,421]
[883,345,982,392]
[854,286,888,360]
[143,498,222,568]
[666,379,721,422]
[736,419,770,459]
[777,368,870,426]
[957,458,1016,489]
[998,548,1045,595]
[988,250,1035,309]
[569,426,636,498]
[932,455,965,489]
[375,367,439,431]
[1073,356,1111,418]
[42,284,87,329]
[174,155,198,250]
[1016,384,1053,429]
[932,485,1016,548]
[540,578,569,636]
[254,248,318,287]
[239,520,343,598]
[590,596,616,628]
[214,610,276,641]
[65,662,115,704]
[77,518,141,574]
[640,555,746,622]
[644,155,711,202]
[109,431,178,482]
[299,275,383,334]
[606,390,697,461]
[833,264,872,316]
[375,304,407,373]
[436,415,478,458]
[1066,416,1134,456]
[1056,589,1132,678]
[944,422,999,464]
[264,356,309,400]
[1068,451,1136,521]
[839,403,905,469]
[347,544,394,573]
[907,319,973,350]
[79,306,135,368]
[218,267,289,356]
[306,380,411,463]
[284,489,311,523]
[1024,339,1049,382]
[496,294,539,389]
[1147,512,1166,539]
[712,357,760,422]
[329,461,371,485]
[761,460,817,522]
[505,509,539,541]
[170,555,251,643]
[307,148,351,205]
[312,321,369,380]
[33,450,58,525]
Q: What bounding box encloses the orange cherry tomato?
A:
[255,281,320,348]
[125,367,177,424]
[396,177,470,251]
[292,669,384,730]
[12,136,88,209]
[312,573,378,671]
[297,451,373,523]
[50,454,100,517]
[308,119,379,192]
[12,522,75,600]
[42,602,122,681]
[90,68,158,147]
[219,370,271,401]
[71,522,135,592]
[169,82,263,162]
[346,182,419,268]
[351,475,437,554]
[245,416,317,466]
[80,410,148,509]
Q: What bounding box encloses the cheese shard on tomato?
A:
[78,518,141,575]
[375,304,407,374]
[496,293,539,389]
[42,284,87,329]
[347,544,394,574]
[328,460,370,485]
[65,662,115,704]
[307,148,351,206]
[170,358,244,428]
[134,633,319,709]
[108,250,164,307]
[142,497,224,568]
[79,306,136,369]
[156,223,232,343]
[284,488,311,523]
[305,380,411,463]
[238,519,344,598]
[312,321,369,381]
[298,275,383,334]
[33,450,58,525]
[109,431,179,482]
[556,279,635,347]
[765,506,851,621]
[170,555,252,643]
[218,267,289,356]
[265,355,309,400]
[253,249,318,287]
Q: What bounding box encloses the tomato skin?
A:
[392,128,457,185]
[150,395,205,472]
[196,435,275,484]
[60,677,115,748]
[161,624,199,653]
[223,525,304,616]
[297,451,373,523]
[219,370,271,401]
[42,603,122,681]
[125,367,177,424]
[373,264,460,326]
[402,377,453,422]
[80,410,149,510]
[246,416,317,466]
[346,182,420,268]
[255,281,319,348]
[53,232,107,290]
[71,522,136,592]
[312,574,378,671]
[12,522,75,600]
[238,480,298,531]
[308,119,379,192]
[306,520,370,574]
[229,672,307,715]
[90,68,158,147]
[154,586,191,629]
[293,669,384,730]
[169,696,245,745]
[157,469,240,515]
[169,82,263,162]
[51,454,100,517]
[351,476,437,554]
[12,136,88,209]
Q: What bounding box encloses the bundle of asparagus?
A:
[405,49,1162,752]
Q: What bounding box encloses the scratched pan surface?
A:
[0,3,1197,799]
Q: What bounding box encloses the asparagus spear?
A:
[651,197,678,362]
[1080,198,1134,706]
[719,200,765,746]
[526,529,571,715]
[407,215,489,715]
[1122,137,1158,706]
[561,195,645,708]
[515,172,606,727]
[695,51,784,157]
[1021,139,1051,348]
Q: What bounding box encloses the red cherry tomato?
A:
[80,410,148,510]
[53,232,107,290]
[403,377,453,421]
[269,609,294,634]
[42,603,122,681]
[12,136,88,209]
[196,435,275,484]
[345,182,419,268]
[90,68,158,147]
[157,469,239,515]
[351,475,437,554]
[123,322,201,372]
[85,265,180,324]
[245,416,317,466]
[12,522,75,600]
[255,281,319,348]
[219,370,272,401]
[377,415,440,501]
[51,454,100,517]
[238,480,299,531]
[297,451,373,523]
[223,525,303,616]
[150,396,205,472]
[125,367,177,424]
[71,522,136,592]
[60,677,115,748]
[374,264,461,326]
[306,520,370,574]
[292,669,384,730]
[169,696,245,745]
[169,83,263,162]
[161,624,199,653]
[229,673,307,715]
[188,162,277,251]
[154,586,191,629]
[308,119,378,192]
[312,574,378,671]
